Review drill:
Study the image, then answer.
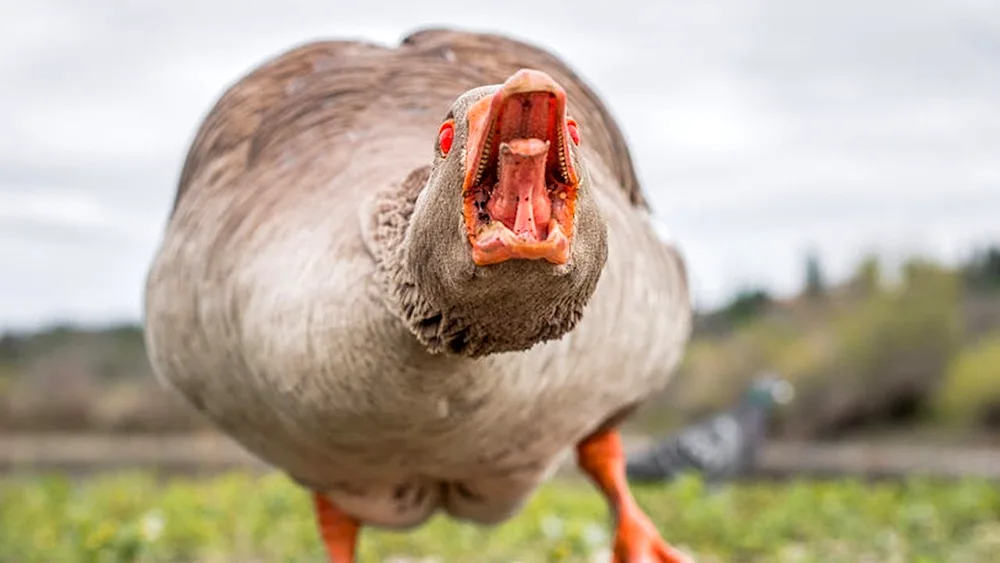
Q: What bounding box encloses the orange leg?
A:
[577,429,694,563]
[313,493,360,563]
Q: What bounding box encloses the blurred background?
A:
[1,1,999,561]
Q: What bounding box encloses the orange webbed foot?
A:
[612,503,694,563]
[313,493,360,563]
[577,428,696,563]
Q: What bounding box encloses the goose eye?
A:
[438,119,455,156]
[567,118,580,145]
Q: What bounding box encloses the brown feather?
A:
[173,28,647,215]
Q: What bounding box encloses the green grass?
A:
[2,472,999,563]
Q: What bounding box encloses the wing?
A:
[172,39,393,214]
[626,414,746,481]
[172,27,650,217]
[674,416,746,476]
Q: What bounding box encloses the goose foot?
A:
[609,503,694,563]
[577,429,695,563]
[313,493,360,562]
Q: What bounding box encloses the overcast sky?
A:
[1,0,998,330]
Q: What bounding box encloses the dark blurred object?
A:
[626,374,793,483]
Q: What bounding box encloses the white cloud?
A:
[0,190,113,228]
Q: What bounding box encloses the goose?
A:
[144,27,693,562]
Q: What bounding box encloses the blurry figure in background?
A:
[626,374,795,485]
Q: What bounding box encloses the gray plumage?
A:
[626,375,794,484]
[143,28,692,530]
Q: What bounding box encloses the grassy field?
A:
[2,472,999,562]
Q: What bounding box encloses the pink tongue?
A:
[486,138,552,241]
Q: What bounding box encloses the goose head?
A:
[402,68,609,357]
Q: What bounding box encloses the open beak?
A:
[461,69,580,267]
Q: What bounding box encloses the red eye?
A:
[438,119,455,156]
[567,118,580,145]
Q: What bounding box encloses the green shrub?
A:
[786,259,963,437]
[634,257,967,439]
[933,332,1000,426]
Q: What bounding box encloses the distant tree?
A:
[803,249,826,299]
[853,255,883,296]
[0,334,22,363]
[962,245,1000,291]
[721,288,773,324]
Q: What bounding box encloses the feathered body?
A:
[144,29,691,530]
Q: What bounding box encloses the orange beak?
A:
[461,69,580,267]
